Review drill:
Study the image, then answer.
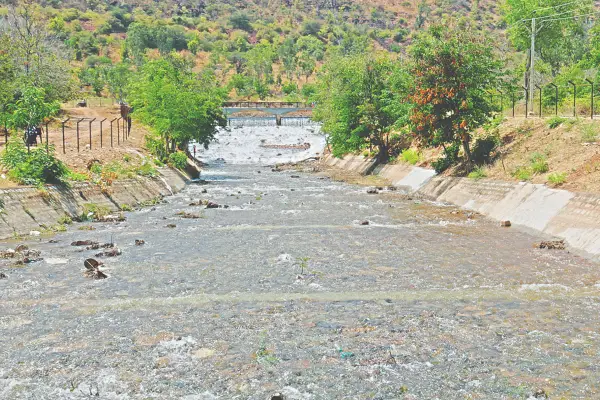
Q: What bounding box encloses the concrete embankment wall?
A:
[0,167,188,239]
[324,155,600,260]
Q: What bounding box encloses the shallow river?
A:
[1,126,600,399]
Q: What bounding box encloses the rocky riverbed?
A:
[1,160,600,399]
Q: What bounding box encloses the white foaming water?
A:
[191,125,326,165]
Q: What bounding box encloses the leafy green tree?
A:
[10,86,60,130]
[277,38,298,79]
[128,56,226,157]
[314,53,412,160]
[246,41,275,80]
[409,25,501,170]
[229,12,253,32]
[103,63,132,102]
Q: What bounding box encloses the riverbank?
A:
[0,167,188,240]
[321,154,600,260]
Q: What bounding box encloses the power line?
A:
[542,9,600,22]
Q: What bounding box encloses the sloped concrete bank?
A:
[0,167,188,239]
[324,154,600,260]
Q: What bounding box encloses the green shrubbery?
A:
[547,172,567,186]
[400,149,420,165]
[547,116,568,129]
[0,140,69,186]
[168,151,188,170]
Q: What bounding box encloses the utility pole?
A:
[530,14,536,116]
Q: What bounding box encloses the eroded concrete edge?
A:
[324,155,600,259]
[0,167,188,239]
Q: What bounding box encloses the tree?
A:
[277,38,298,79]
[313,53,412,160]
[10,86,60,130]
[409,25,501,170]
[103,63,132,102]
[128,56,226,158]
[229,12,253,32]
[504,0,593,76]
[246,41,275,80]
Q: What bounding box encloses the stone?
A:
[501,220,511,227]
[0,272,7,279]
[192,348,215,359]
[537,240,565,250]
[166,224,177,228]
[71,240,98,247]
[135,240,145,246]
[271,394,284,400]
[201,189,208,194]
[359,220,369,226]
[366,188,379,194]
[29,231,41,236]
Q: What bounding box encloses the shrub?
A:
[468,167,487,180]
[282,82,297,95]
[471,134,500,165]
[530,152,549,174]
[581,124,598,143]
[0,140,69,186]
[168,151,188,170]
[80,203,111,221]
[400,149,420,165]
[67,171,89,182]
[57,215,73,225]
[512,166,532,181]
[432,142,460,173]
[547,116,567,129]
[135,160,158,177]
[547,172,567,186]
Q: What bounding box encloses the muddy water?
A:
[2,128,600,399]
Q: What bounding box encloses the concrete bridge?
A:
[222,101,314,117]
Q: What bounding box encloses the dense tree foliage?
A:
[410,24,501,169]
[313,53,412,160]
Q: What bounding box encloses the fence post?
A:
[585,79,594,119]
[117,117,122,145]
[76,118,85,152]
[523,86,528,118]
[45,122,49,154]
[110,118,116,147]
[100,118,106,148]
[88,118,96,150]
[61,118,69,154]
[568,81,576,117]
[549,83,558,116]
[536,85,542,118]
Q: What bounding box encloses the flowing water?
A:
[1,125,600,399]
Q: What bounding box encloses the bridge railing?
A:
[223,101,314,108]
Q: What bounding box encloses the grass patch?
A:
[512,166,532,181]
[79,203,111,221]
[581,124,599,143]
[120,204,133,211]
[547,116,567,129]
[400,149,420,165]
[67,171,89,182]
[467,167,487,180]
[530,152,549,174]
[57,215,73,225]
[547,172,567,186]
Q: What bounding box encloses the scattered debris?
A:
[100,214,126,223]
[84,258,107,280]
[537,240,566,250]
[71,240,98,247]
[166,224,177,228]
[48,239,59,243]
[531,389,549,399]
[95,247,122,258]
[338,349,355,360]
[78,225,96,231]
[176,211,202,219]
[366,188,379,194]
[501,220,512,227]
[29,231,41,236]
[387,186,397,191]
[15,244,28,252]
[135,239,145,246]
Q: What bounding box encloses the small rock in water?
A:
[501,220,511,227]
[206,202,219,209]
[0,272,7,279]
[290,175,300,179]
[201,189,208,194]
[271,394,284,400]
[166,224,177,228]
[15,244,28,252]
[530,389,548,399]
[537,240,565,250]
[366,188,379,194]
[95,247,122,258]
[359,220,370,226]
[135,239,145,246]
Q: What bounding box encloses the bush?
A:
[135,160,158,177]
[432,142,460,173]
[400,149,420,165]
[581,124,598,143]
[530,152,549,174]
[471,134,500,165]
[512,166,532,181]
[468,166,487,180]
[0,140,69,186]
[168,151,188,170]
[282,82,297,95]
[547,172,567,186]
[547,116,567,129]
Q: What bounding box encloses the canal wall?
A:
[0,167,188,239]
[323,154,600,259]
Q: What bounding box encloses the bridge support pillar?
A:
[276,115,282,126]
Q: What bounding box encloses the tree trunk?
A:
[462,138,473,172]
